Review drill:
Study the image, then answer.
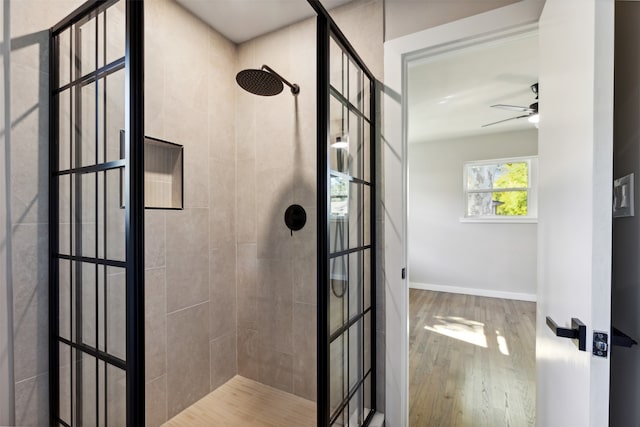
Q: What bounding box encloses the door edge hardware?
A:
[545,316,587,351]
[592,331,608,358]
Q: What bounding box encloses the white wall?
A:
[409,129,538,300]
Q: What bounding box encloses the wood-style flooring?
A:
[409,290,536,427]
[163,376,316,427]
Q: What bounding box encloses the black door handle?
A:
[546,316,587,351]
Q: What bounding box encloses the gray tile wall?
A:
[144,0,237,424]
[235,16,318,402]
[5,1,85,425]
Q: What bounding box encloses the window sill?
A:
[459,217,538,224]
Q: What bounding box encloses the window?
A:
[462,156,538,222]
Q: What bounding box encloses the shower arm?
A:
[262,65,300,95]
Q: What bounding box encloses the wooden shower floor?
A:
[163,376,316,427]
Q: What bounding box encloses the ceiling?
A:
[176,0,352,44]
[408,31,539,143]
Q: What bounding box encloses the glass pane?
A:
[349,383,364,426]
[364,311,371,375]
[106,0,126,65]
[77,15,97,77]
[348,110,363,179]
[348,320,363,390]
[467,191,528,216]
[363,117,371,184]
[80,354,97,426]
[59,174,72,255]
[348,182,363,250]
[348,251,362,319]
[58,88,73,172]
[98,360,106,427]
[97,11,105,70]
[363,76,371,119]
[107,365,126,427]
[330,333,346,417]
[329,255,348,335]
[59,259,71,341]
[98,169,126,262]
[364,373,372,416]
[74,173,96,258]
[363,248,371,311]
[330,175,349,220]
[79,82,97,167]
[348,58,363,111]
[329,95,348,173]
[330,36,344,95]
[79,262,96,348]
[467,162,528,190]
[363,184,371,246]
[97,265,105,352]
[58,28,72,87]
[467,165,494,190]
[466,192,493,216]
[494,162,528,188]
[107,267,126,361]
[102,69,125,164]
[494,190,528,216]
[59,342,72,425]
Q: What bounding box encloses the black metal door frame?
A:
[49,0,145,425]
[307,1,378,425]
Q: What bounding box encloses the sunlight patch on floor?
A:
[424,315,488,348]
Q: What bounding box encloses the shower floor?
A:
[163,376,316,427]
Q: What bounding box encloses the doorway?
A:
[405,28,538,426]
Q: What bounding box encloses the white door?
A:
[536,0,614,426]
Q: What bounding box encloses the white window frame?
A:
[461,155,538,223]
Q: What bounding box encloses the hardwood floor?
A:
[409,290,536,427]
[163,376,316,427]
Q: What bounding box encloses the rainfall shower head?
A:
[236,65,300,96]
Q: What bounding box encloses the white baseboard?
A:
[409,282,536,302]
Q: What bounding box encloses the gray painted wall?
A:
[611,2,640,425]
[408,129,538,297]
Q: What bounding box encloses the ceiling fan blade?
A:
[491,104,535,113]
[481,114,530,128]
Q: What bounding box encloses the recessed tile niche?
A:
[144,136,184,209]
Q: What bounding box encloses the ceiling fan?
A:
[482,82,539,128]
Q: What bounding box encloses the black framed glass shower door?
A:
[49,0,145,425]
[312,1,377,425]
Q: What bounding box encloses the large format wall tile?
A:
[145,375,167,427]
[166,302,210,418]
[210,246,236,340]
[12,223,48,382]
[210,333,236,390]
[210,158,236,248]
[14,373,49,427]
[237,327,259,382]
[236,243,257,331]
[145,267,167,381]
[166,208,209,313]
[145,210,166,269]
[10,63,49,225]
[293,302,317,401]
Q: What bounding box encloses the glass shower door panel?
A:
[51,0,139,424]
